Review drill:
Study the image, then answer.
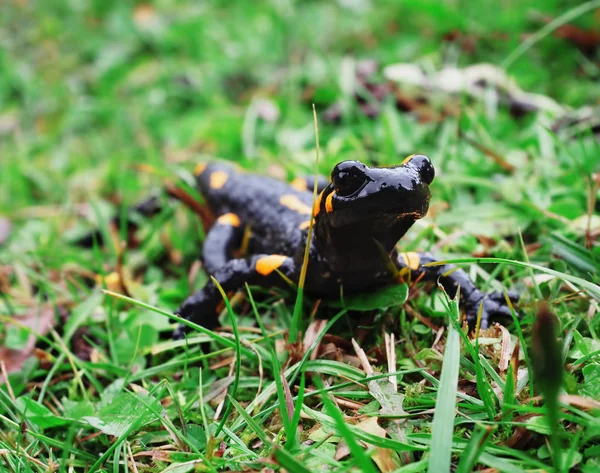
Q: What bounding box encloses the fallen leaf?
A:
[334,440,351,461]
[357,417,402,472]
[497,324,512,372]
[71,328,94,361]
[83,391,161,437]
[303,319,327,360]
[535,14,600,54]
[0,305,56,383]
[522,273,555,287]
[559,394,600,410]
[352,339,407,417]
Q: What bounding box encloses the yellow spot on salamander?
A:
[210,171,229,189]
[256,255,288,276]
[401,252,421,271]
[325,191,335,213]
[217,213,241,227]
[280,194,312,215]
[401,154,415,165]
[313,191,324,217]
[290,178,308,192]
[194,162,207,176]
[299,220,312,230]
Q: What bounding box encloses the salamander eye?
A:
[331,161,368,196]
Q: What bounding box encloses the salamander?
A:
[174,155,517,338]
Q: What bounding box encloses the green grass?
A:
[1,0,600,472]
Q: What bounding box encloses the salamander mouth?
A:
[371,208,427,229]
[328,194,431,228]
[396,210,427,219]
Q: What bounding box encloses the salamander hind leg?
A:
[174,254,298,339]
[202,212,245,274]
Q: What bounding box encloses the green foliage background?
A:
[0,0,599,472]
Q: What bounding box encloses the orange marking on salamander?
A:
[194,162,207,176]
[210,171,229,189]
[280,194,312,215]
[313,191,324,217]
[299,220,312,230]
[401,154,415,165]
[401,252,421,270]
[325,191,335,213]
[255,255,288,276]
[217,213,241,227]
[290,178,308,192]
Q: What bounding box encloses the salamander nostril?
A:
[409,154,435,185]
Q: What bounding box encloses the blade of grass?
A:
[290,104,322,343]
[504,291,535,398]
[311,376,378,473]
[503,0,600,69]
[102,290,258,361]
[273,447,313,473]
[427,295,461,473]
[548,233,600,274]
[478,353,505,391]
[425,257,600,300]
[288,308,348,386]
[213,277,242,437]
[285,370,306,452]
[244,368,425,437]
[302,404,422,452]
[87,394,163,473]
[455,424,495,473]
[502,363,516,424]
[478,452,529,473]
[227,395,272,446]
[270,347,293,445]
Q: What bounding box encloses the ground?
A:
[0,1,599,472]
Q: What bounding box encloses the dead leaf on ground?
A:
[559,394,600,411]
[442,29,478,54]
[0,305,56,383]
[303,319,327,360]
[357,417,403,472]
[71,327,94,361]
[535,13,600,54]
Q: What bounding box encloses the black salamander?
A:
[174,156,517,337]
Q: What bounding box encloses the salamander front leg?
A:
[174,254,297,339]
[397,252,519,329]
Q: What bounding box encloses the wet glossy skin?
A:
[312,156,433,277]
[174,156,517,337]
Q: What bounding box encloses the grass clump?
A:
[1,1,600,472]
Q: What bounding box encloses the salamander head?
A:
[315,155,434,231]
